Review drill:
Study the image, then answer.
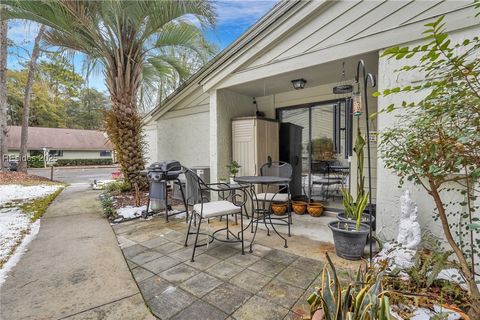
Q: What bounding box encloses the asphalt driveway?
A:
[29,166,118,184]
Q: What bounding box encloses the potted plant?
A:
[226,161,241,184]
[337,126,375,226]
[329,126,370,260]
[311,137,335,160]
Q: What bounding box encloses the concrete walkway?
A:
[0,184,154,320]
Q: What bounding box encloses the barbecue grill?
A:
[141,160,188,222]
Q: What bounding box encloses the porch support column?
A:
[209,88,255,183]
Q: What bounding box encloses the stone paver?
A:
[148,286,196,319]
[129,249,163,265]
[153,241,185,254]
[232,295,289,320]
[132,266,156,282]
[142,255,180,274]
[206,260,244,281]
[185,253,221,270]
[264,249,298,265]
[258,278,305,309]
[141,236,170,248]
[171,300,228,320]
[225,252,261,267]
[159,263,198,284]
[204,283,252,315]
[247,258,287,276]
[110,207,356,320]
[180,272,224,298]
[276,265,317,289]
[229,268,272,293]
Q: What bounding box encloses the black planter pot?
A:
[337,212,376,228]
[328,221,369,260]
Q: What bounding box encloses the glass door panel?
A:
[278,99,351,211]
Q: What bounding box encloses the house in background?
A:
[143,1,479,244]
[6,126,114,164]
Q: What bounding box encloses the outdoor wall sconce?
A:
[291,78,306,90]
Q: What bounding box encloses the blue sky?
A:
[7,0,277,92]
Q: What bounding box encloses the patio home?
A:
[143,1,479,244]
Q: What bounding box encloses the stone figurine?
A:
[376,190,421,269]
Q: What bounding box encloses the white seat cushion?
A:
[254,193,290,202]
[193,200,241,218]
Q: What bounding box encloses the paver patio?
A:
[113,213,361,320]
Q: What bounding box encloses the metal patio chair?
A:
[183,167,247,262]
[253,161,293,237]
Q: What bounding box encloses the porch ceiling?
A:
[227,52,378,97]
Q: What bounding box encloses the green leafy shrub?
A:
[27,155,44,168]
[54,158,113,167]
[99,194,116,219]
[104,179,132,194]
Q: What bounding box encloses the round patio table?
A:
[234,175,291,252]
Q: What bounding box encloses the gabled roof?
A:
[6,126,113,150]
[144,0,303,121]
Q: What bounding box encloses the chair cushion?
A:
[254,193,290,202]
[193,200,241,218]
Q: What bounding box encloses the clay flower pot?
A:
[271,202,288,215]
[292,201,308,215]
[307,202,324,217]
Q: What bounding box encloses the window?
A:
[30,150,43,156]
[49,150,63,157]
[100,150,112,157]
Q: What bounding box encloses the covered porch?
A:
[207,51,379,241]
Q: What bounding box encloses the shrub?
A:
[54,158,113,167]
[27,155,44,168]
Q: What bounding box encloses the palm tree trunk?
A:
[18,24,45,173]
[0,6,8,172]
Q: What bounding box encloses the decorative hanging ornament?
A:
[333,61,353,94]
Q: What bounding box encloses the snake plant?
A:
[307,254,391,320]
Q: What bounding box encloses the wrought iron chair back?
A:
[260,161,293,179]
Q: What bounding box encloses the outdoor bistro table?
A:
[234,175,291,252]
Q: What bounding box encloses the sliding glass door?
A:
[278,99,352,211]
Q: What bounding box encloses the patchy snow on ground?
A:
[116,205,147,219]
[0,184,60,205]
[0,220,40,286]
[0,183,62,284]
[0,208,31,264]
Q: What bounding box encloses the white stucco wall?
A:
[376,26,480,246]
[210,89,255,181]
[155,111,210,168]
[143,122,158,165]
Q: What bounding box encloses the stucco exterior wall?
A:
[144,122,158,165]
[210,89,255,181]
[155,111,210,168]
[376,26,480,245]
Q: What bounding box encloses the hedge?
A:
[54,158,113,167]
[27,155,45,168]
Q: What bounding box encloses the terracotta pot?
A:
[292,201,308,215]
[308,202,324,217]
[271,202,288,215]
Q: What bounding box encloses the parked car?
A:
[8,160,18,171]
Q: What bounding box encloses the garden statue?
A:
[376,190,421,269]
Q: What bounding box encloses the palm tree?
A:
[5,0,216,186]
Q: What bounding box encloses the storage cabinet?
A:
[232,117,279,177]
